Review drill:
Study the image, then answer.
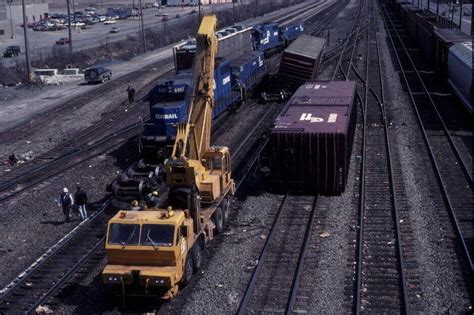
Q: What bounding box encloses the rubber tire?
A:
[182,256,193,287]
[213,206,224,234]
[192,245,202,273]
[222,198,230,223]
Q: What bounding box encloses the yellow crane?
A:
[102,15,235,300]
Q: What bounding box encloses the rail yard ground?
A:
[0,0,472,313]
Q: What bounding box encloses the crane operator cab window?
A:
[205,149,231,189]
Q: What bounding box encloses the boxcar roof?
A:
[433,27,471,43]
[284,35,326,59]
[450,41,473,67]
[273,81,356,134]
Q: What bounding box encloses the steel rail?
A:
[285,197,318,313]
[237,194,289,315]
[330,0,366,81]
[353,0,410,312]
[379,2,473,271]
[0,1,322,148]
[26,236,105,314]
[375,16,410,314]
[0,199,111,302]
[0,126,139,203]
[0,123,140,193]
[354,1,368,311]
[0,4,351,312]
[382,6,472,186]
[231,104,275,159]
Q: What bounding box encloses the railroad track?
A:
[0,123,139,203]
[0,57,174,148]
[0,66,173,202]
[237,195,318,314]
[380,1,473,271]
[0,2,356,312]
[0,0,334,203]
[0,99,281,313]
[350,0,411,312]
[0,200,111,313]
[0,0,326,150]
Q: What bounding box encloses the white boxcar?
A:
[448,41,473,114]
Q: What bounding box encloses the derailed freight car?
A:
[265,81,357,195]
[278,35,326,91]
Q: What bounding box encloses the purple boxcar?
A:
[278,35,326,91]
[433,27,471,75]
[267,81,357,195]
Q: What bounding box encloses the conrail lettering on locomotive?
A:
[155,113,179,120]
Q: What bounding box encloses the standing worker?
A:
[58,188,74,222]
[74,185,88,220]
[130,200,141,211]
[127,85,136,103]
[145,191,159,208]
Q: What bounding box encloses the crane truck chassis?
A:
[102,15,236,299]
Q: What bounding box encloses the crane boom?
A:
[166,15,234,204]
[171,15,218,161]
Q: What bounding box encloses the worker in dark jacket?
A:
[59,187,74,222]
[127,85,136,103]
[74,185,88,220]
[9,153,18,165]
[145,191,159,208]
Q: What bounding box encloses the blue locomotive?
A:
[112,21,304,201]
[140,21,304,163]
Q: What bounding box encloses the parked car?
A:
[98,15,107,22]
[3,46,20,58]
[190,9,197,14]
[104,19,117,25]
[85,7,97,12]
[153,2,160,7]
[156,12,168,16]
[110,27,120,33]
[56,37,71,45]
[84,66,112,84]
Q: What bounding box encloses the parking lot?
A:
[0,3,232,66]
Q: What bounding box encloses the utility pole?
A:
[450,1,454,28]
[21,0,31,82]
[7,0,14,39]
[138,0,146,52]
[458,2,462,30]
[436,0,439,19]
[232,0,235,25]
[198,1,201,22]
[66,0,73,56]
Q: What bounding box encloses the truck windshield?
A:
[108,223,140,246]
[141,224,175,247]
